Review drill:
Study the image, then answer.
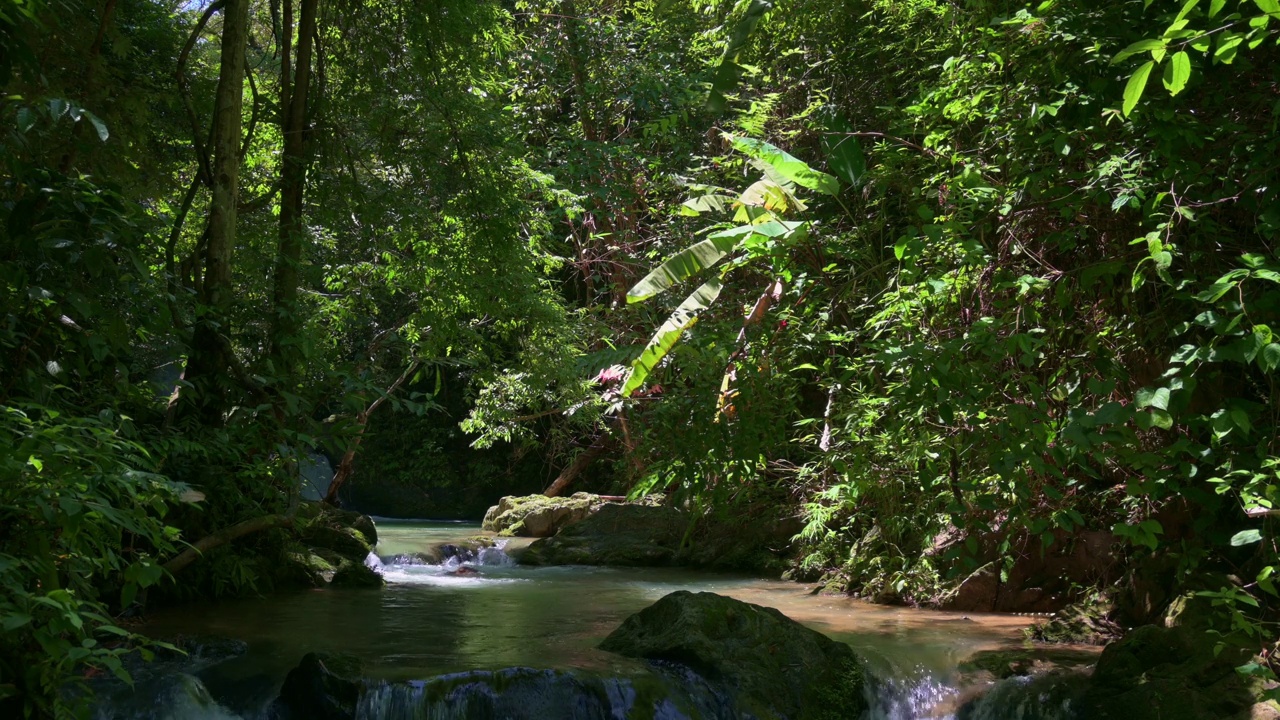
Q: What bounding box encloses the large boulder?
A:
[271,652,365,720]
[599,590,867,720]
[1076,624,1259,720]
[520,503,688,566]
[482,493,605,537]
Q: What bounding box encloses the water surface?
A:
[135,521,1088,718]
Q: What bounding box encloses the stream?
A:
[96,520,1097,720]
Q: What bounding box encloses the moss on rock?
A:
[600,590,867,720]
[481,492,604,537]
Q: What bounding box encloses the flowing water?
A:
[100,520,1096,720]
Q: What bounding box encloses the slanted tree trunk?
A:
[544,438,610,497]
[163,514,293,574]
[323,360,420,505]
[181,0,249,425]
[269,0,320,380]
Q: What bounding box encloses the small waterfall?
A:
[375,539,517,585]
[91,673,241,720]
[862,668,960,720]
[952,671,1088,720]
[354,669,637,720]
[477,540,515,567]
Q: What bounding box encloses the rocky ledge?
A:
[490,494,799,574]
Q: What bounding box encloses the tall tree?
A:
[269,0,320,383]
[182,0,250,425]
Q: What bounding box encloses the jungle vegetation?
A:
[1,0,1278,715]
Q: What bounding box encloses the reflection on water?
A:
[135,521,1090,719]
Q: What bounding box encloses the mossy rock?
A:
[958,646,1099,680]
[301,523,373,563]
[331,561,385,588]
[272,652,365,720]
[520,503,687,566]
[600,590,867,720]
[481,492,603,537]
[279,547,336,587]
[1076,624,1259,720]
[1027,593,1122,645]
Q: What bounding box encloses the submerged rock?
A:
[520,503,688,566]
[600,590,867,720]
[482,492,606,537]
[958,646,1099,681]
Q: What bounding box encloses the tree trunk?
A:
[269,0,319,379]
[322,360,420,505]
[163,514,293,574]
[182,0,249,425]
[544,439,609,497]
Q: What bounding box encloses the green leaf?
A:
[2,613,32,631]
[823,127,866,188]
[1261,343,1280,372]
[737,179,806,213]
[706,0,771,113]
[1163,51,1191,95]
[1176,0,1201,21]
[1136,387,1171,411]
[621,278,723,397]
[729,135,841,195]
[1112,39,1166,65]
[1256,0,1280,15]
[1209,0,1227,16]
[82,110,109,142]
[1123,61,1155,116]
[680,194,735,216]
[1231,529,1263,546]
[1214,32,1244,64]
[626,235,741,303]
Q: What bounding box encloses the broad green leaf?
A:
[707,0,771,113]
[2,613,31,631]
[1231,529,1263,546]
[1256,0,1280,15]
[1123,61,1155,116]
[16,107,36,132]
[1261,343,1280,372]
[680,194,735,217]
[1209,0,1227,16]
[621,279,723,397]
[1136,387,1171,411]
[737,179,805,213]
[1163,51,1191,95]
[1176,0,1201,21]
[823,125,866,188]
[728,135,841,195]
[1112,39,1166,65]
[626,235,740,303]
[1215,33,1244,64]
[83,110,109,142]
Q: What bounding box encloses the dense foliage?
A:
[2,0,1279,714]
